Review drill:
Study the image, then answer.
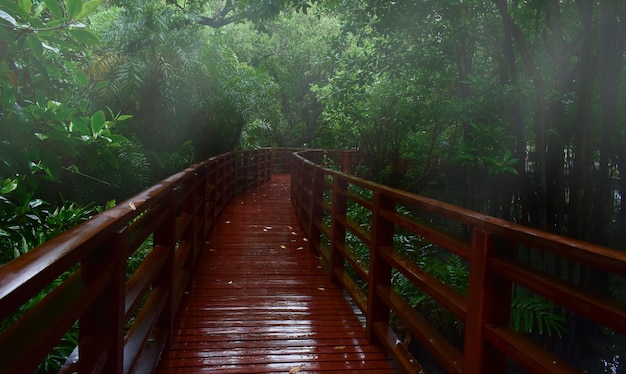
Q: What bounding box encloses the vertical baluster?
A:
[329,176,348,283]
[309,168,325,255]
[205,160,217,235]
[185,171,201,277]
[80,236,125,372]
[366,190,394,343]
[153,193,177,352]
[463,230,512,373]
[293,158,302,218]
[341,151,352,173]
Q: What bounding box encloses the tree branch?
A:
[197,0,241,28]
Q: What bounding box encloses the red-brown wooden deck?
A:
[155,174,398,373]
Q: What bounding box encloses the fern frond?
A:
[511,292,568,338]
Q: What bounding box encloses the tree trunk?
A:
[494,0,549,229]
[592,0,626,245]
[568,0,595,241]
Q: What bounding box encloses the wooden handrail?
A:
[291,149,626,374]
[3,147,624,373]
[0,149,279,373]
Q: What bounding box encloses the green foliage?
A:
[0,193,98,263]
[88,2,282,160]
[0,0,144,206]
[456,122,519,175]
[511,291,568,339]
[38,326,78,373]
[217,10,340,147]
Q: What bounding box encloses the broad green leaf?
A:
[109,134,129,144]
[66,0,82,19]
[33,1,46,17]
[70,117,90,135]
[43,0,62,19]
[18,0,31,14]
[0,0,29,18]
[104,199,116,210]
[27,34,43,57]
[75,70,88,86]
[0,10,18,27]
[0,178,18,194]
[90,110,106,136]
[69,29,100,45]
[47,100,61,111]
[75,0,101,20]
[116,114,133,121]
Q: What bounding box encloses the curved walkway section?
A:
[156,174,398,373]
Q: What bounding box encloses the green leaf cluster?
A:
[511,291,568,339]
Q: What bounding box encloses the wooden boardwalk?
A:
[155,175,398,373]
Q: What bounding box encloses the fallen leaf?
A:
[317,287,325,291]
[334,345,346,350]
[128,201,136,210]
[288,226,293,230]
[280,245,287,249]
[303,238,309,242]
[297,246,304,250]
[265,226,272,230]
[226,220,231,224]
[291,231,298,235]
[289,366,302,374]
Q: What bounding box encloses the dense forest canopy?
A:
[1,0,625,260]
[1,0,626,371]
[4,0,623,245]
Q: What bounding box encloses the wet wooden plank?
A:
[156,175,398,373]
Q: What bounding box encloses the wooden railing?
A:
[291,149,626,373]
[0,149,287,373]
[3,147,625,374]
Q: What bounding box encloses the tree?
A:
[171,0,320,28]
[88,1,282,163]
[215,10,340,148]
[0,0,142,204]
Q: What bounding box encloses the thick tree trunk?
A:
[592,0,626,245]
[494,0,548,229]
[568,0,595,241]
[498,13,529,224]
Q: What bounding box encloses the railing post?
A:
[463,230,512,373]
[293,158,306,223]
[80,237,125,372]
[239,151,248,192]
[224,153,235,200]
[187,170,203,273]
[340,150,352,173]
[329,176,348,283]
[366,190,394,342]
[309,168,325,255]
[205,160,217,234]
[153,193,177,351]
[262,148,271,181]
